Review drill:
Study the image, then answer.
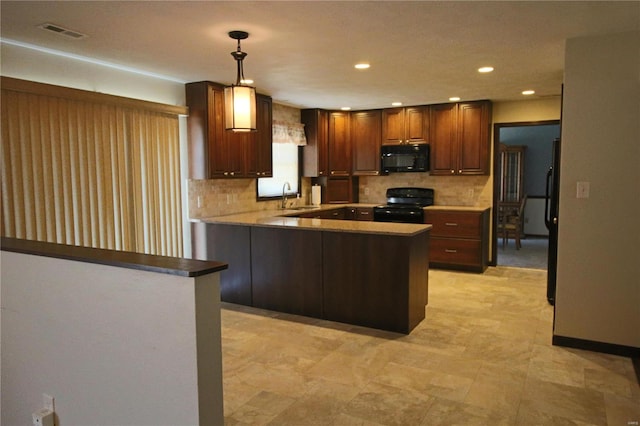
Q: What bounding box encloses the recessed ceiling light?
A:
[449,97,461,102]
[341,107,351,111]
[354,63,370,70]
[391,102,402,106]
[478,66,494,73]
[522,90,535,95]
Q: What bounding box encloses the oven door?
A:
[373,206,424,223]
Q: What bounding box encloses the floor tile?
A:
[220,267,640,425]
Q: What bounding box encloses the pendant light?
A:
[224,30,257,132]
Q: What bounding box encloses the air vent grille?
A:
[38,23,87,40]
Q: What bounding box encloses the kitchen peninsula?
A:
[192,206,431,334]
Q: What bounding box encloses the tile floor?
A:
[220,267,640,425]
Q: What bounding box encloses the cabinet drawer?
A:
[429,238,481,266]
[424,211,482,239]
[355,207,374,221]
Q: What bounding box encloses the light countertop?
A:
[195,204,431,236]
[424,205,491,212]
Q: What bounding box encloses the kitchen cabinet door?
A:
[186,82,226,178]
[381,106,429,145]
[328,111,351,176]
[429,100,491,176]
[351,110,381,176]
[225,130,249,178]
[457,101,490,175]
[381,107,405,145]
[325,177,358,204]
[302,109,329,177]
[404,106,430,144]
[255,94,273,177]
[429,103,458,175]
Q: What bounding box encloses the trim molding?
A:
[553,335,640,358]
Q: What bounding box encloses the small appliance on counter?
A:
[373,187,434,223]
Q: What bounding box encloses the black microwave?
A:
[381,144,430,173]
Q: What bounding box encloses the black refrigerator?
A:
[545,138,561,305]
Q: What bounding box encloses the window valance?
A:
[272,120,307,146]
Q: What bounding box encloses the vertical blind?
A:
[1,78,184,257]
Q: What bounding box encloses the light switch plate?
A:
[576,181,590,199]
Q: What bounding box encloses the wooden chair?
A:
[498,195,527,249]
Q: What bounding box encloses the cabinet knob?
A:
[224,172,229,176]
[230,172,235,176]
[451,170,455,174]
[331,171,335,175]
[319,172,324,175]
[458,170,462,174]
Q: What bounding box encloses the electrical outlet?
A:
[43,394,55,412]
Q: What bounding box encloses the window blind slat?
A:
[1,80,183,257]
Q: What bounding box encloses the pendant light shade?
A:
[225,30,257,132]
[225,85,256,132]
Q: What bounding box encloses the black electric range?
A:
[373,187,434,224]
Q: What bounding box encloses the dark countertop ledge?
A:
[1,237,228,278]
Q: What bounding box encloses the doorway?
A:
[492,121,560,269]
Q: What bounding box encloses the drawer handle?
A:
[360,211,369,215]
[445,249,458,253]
[445,222,458,226]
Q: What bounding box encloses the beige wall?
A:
[493,98,562,124]
[554,31,640,348]
[1,250,224,425]
[0,42,186,106]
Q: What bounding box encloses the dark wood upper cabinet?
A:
[429,103,457,175]
[246,95,273,178]
[351,110,381,176]
[301,109,329,177]
[429,100,491,176]
[457,101,491,175]
[382,106,429,145]
[186,81,272,179]
[328,111,351,176]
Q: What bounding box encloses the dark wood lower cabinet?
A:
[424,208,490,272]
[251,227,323,318]
[200,223,253,305]
[323,231,429,334]
[198,222,430,333]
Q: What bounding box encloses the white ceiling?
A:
[1,1,638,110]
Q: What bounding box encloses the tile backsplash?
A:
[188,178,312,219]
[359,174,492,207]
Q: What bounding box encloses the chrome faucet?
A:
[281,181,291,209]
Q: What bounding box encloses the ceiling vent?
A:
[38,23,87,40]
